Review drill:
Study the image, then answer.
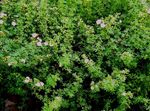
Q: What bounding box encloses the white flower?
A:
[32,33,39,38]
[36,42,42,46]
[20,59,26,63]
[11,21,17,26]
[0,20,4,24]
[96,19,106,28]
[119,20,122,23]
[43,42,48,46]
[0,12,7,18]
[8,63,12,66]
[37,37,42,42]
[35,82,44,87]
[84,58,90,63]
[24,77,32,83]
[91,86,94,90]
[122,92,127,96]
[100,23,106,28]
[96,19,102,25]
[147,9,150,14]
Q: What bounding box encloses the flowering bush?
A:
[0,0,150,111]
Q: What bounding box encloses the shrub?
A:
[0,0,150,111]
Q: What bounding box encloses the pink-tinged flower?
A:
[31,33,39,38]
[147,9,150,14]
[36,42,42,46]
[43,42,48,46]
[24,77,32,83]
[100,23,106,28]
[0,12,7,18]
[0,20,3,24]
[96,19,102,25]
[11,21,17,26]
[35,82,44,87]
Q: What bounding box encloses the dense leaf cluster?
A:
[0,0,150,111]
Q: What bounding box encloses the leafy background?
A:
[0,0,150,111]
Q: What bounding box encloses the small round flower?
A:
[122,92,127,96]
[37,37,42,42]
[84,58,90,64]
[36,42,42,46]
[32,33,39,38]
[12,21,17,26]
[20,59,26,63]
[8,63,12,66]
[24,76,32,83]
[91,86,94,90]
[35,82,44,87]
[96,19,102,25]
[100,23,106,28]
[43,42,48,46]
[0,20,4,24]
[0,12,7,18]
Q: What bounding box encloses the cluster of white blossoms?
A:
[35,81,44,87]
[24,76,44,87]
[96,19,106,28]
[0,12,17,26]
[31,33,49,47]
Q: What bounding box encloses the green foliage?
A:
[0,0,150,111]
